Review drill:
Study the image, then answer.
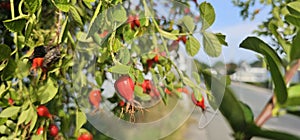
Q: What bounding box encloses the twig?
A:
[255,59,300,126]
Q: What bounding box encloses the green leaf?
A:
[69,6,83,26]
[87,1,103,38]
[6,120,16,129]
[24,0,41,13]
[29,111,37,131]
[112,38,122,52]
[0,106,20,118]
[3,16,27,32]
[183,76,195,88]
[0,125,11,135]
[76,110,86,132]
[186,35,201,57]
[290,32,300,61]
[25,20,33,41]
[240,37,287,104]
[134,85,151,101]
[287,1,300,15]
[17,108,30,125]
[38,78,59,104]
[1,59,16,80]
[249,125,300,140]
[59,16,69,43]
[25,107,34,124]
[108,5,127,22]
[192,72,201,84]
[158,28,178,40]
[0,118,7,126]
[83,0,95,2]
[285,14,300,29]
[285,84,300,106]
[0,44,11,62]
[239,102,254,123]
[203,31,222,57]
[199,2,215,30]
[108,64,131,74]
[215,33,228,46]
[119,48,130,65]
[268,22,290,55]
[54,0,70,12]
[181,16,195,33]
[95,71,104,87]
[31,135,43,140]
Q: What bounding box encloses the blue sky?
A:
[203,1,271,64]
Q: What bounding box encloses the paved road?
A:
[178,82,300,140]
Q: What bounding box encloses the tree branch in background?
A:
[255,59,300,126]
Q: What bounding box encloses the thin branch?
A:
[255,59,300,126]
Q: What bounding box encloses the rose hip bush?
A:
[0,0,300,140]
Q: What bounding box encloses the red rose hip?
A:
[191,93,206,110]
[78,133,93,140]
[49,124,59,137]
[36,127,44,135]
[114,75,135,102]
[37,105,52,119]
[89,90,102,108]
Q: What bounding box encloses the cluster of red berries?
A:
[36,105,59,137]
[177,36,187,44]
[36,105,94,139]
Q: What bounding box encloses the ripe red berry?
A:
[177,87,189,94]
[119,100,125,107]
[114,75,135,102]
[31,57,47,73]
[191,93,206,110]
[141,80,151,92]
[128,15,140,29]
[164,88,172,95]
[78,133,93,140]
[99,30,109,38]
[128,15,135,29]
[36,127,44,135]
[88,90,102,108]
[133,15,140,27]
[8,98,14,105]
[153,55,159,63]
[181,36,187,44]
[49,124,59,137]
[37,105,52,119]
[146,59,154,68]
